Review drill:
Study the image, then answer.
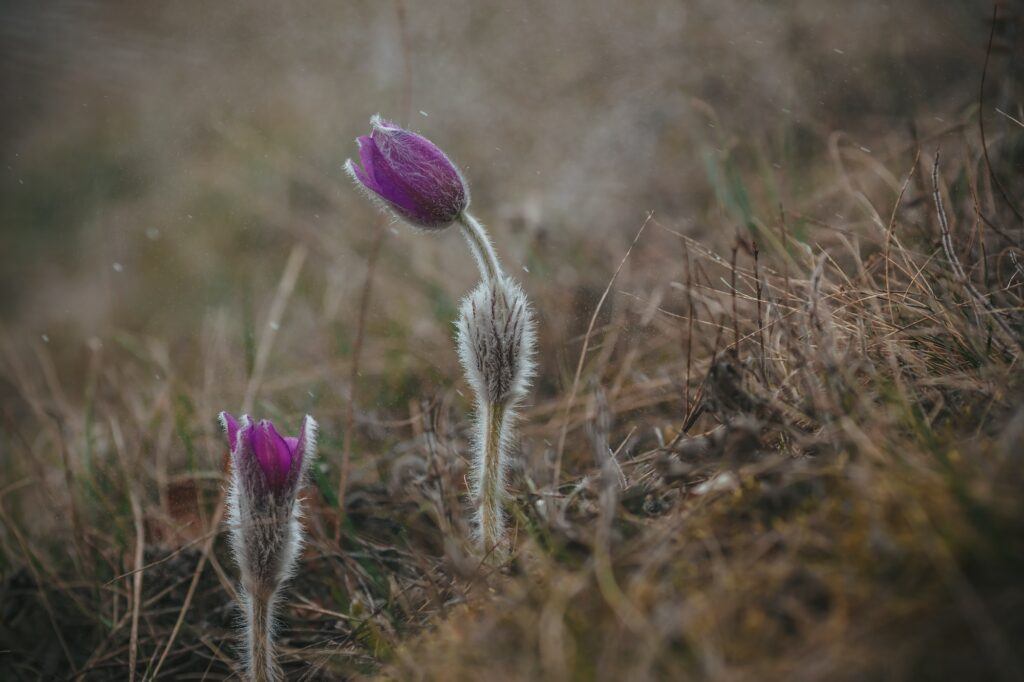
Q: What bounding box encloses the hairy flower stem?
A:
[245,588,279,682]
[454,214,535,553]
[478,401,507,551]
[458,212,502,282]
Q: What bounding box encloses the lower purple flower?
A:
[219,412,315,498]
[219,411,318,679]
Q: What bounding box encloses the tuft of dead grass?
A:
[377,138,1024,681]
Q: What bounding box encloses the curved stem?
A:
[458,212,503,283]
[478,401,506,551]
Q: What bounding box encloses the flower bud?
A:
[345,115,469,230]
[220,413,316,587]
[456,275,536,407]
[221,413,314,502]
[456,276,536,550]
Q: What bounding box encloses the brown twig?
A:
[753,241,767,383]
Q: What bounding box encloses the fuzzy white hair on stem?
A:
[456,274,537,551]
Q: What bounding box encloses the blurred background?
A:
[0,0,1002,341]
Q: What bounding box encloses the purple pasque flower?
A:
[220,411,318,680]
[219,412,316,497]
[344,115,469,230]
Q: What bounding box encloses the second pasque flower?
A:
[220,412,317,682]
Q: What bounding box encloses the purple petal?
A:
[251,420,292,491]
[375,127,465,196]
[351,136,380,192]
[360,136,431,221]
[372,125,467,198]
[219,412,240,452]
[281,437,303,487]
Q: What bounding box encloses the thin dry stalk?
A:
[978,4,1023,226]
[150,499,226,679]
[243,244,308,413]
[932,153,1021,359]
[109,418,145,681]
[553,213,650,485]
[730,239,740,351]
